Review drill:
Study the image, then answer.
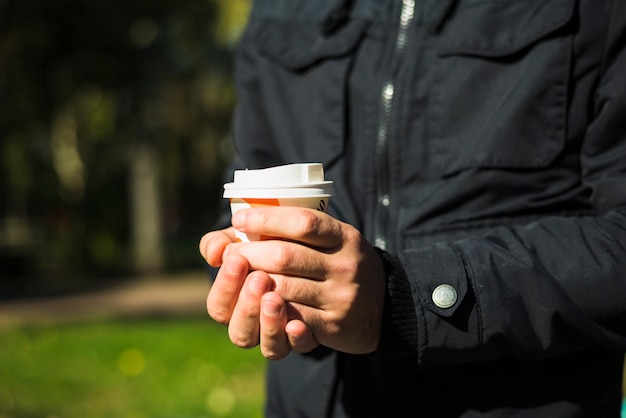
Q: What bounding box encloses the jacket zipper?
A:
[373,0,416,251]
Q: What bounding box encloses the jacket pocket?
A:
[238,0,368,167]
[427,0,576,177]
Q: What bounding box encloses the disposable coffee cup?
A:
[223,163,334,242]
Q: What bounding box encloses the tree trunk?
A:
[130,143,164,275]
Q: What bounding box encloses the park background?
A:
[0,0,266,417]
[0,0,624,417]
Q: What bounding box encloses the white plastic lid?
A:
[223,163,334,198]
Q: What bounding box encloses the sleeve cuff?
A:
[374,247,420,355]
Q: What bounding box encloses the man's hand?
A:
[200,206,386,358]
[199,226,319,359]
[230,206,385,355]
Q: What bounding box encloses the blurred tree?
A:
[0,0,251,294]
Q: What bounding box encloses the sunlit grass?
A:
[1,318,624,417]
[0,318,265,418]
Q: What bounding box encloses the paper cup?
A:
[223,163,334,242]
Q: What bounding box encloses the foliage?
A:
[0,318,265,418]
[0,0,251,287]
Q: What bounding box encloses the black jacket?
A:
[228,0,626,416]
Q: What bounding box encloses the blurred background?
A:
[0,0,248,294]
[0,0,624,417]
[0,1,268,417]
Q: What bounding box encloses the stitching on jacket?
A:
[453,244,484,346]
[413,271,430,364]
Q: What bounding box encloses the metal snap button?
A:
[432,284,457,309]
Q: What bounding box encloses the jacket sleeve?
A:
[386,1,626,367]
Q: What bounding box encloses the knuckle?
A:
[320,304,348,333]
[290,334,319,354]
[261,340,290,360]
[294,211,320,236]
[343,225,363,247]
[338,256,359,275]
[271,244,293,268]
[207,307,230,325]
[229,329,258,349]
[263,349,288,361]
[271,277,294,302]
[240,304,260,321]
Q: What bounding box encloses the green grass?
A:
[0,318,266,418]
[1,318,624,418]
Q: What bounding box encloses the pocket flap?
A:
[254,20,369,70]
[439,0,576,57]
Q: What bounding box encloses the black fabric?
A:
[228,0,626,416]
[375,247,419,355]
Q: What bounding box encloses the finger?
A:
[259,292,291,360]
[283,301,353,353]
[285,301,327,337]
[199,227,237,267]
[206,254,249,324]
[270,273,327,308]
[228,271,273,349]
[231,207,344,249]
[285,319,319,353]
[224,237,363,310]
[228,240,330,281]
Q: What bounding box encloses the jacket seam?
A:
[452,244,484,347]
[404,209,595,238]
[414,272,430,365]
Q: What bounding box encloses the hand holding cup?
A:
[200,164,386,359]
[225,205,386,355]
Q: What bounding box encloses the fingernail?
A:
[262,300,281,317]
